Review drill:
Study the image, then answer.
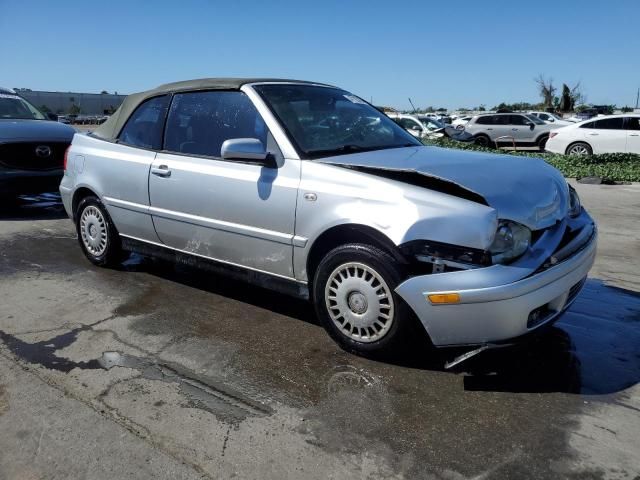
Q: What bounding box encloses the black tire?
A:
[474,134,492,148]
[537,134,549,151]
[312,243,421,357]
[75,195,128,267]
[565,142,593,156]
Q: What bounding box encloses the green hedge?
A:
[421,137,640,182]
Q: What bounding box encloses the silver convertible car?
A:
[60,78,597,358]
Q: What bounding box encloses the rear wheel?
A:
[312,243,419,357]
[474,134,492,148]
[75,196,128,267]
[566,142,592,156]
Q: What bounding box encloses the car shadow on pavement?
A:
[0,192,67,221]
[120,253,320,327]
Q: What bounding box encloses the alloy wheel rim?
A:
[569,145,589,155]
[325,262,394,343]
[80,206,108,256]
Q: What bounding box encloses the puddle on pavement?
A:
[0,191,66,220]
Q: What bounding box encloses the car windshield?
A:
[525,114,546,125]
[254,84,420,158]
[0,93,46,120]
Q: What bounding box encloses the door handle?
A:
[487,128,493,130]
[511,128,519,131]
[630,134,639,137]
[151,165,171,177]
[588,133,599,136]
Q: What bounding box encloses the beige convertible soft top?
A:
[92,77,330,141]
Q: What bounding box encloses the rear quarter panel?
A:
[61,134,159,242]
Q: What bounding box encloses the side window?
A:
[591,118,624,129]
[163,91,268,158]
[509,115,528,125]
[581,121,595,129]
[624,117,640,131]
[118,95,170,149]
[539,113,550,121]
[493,115,509,125]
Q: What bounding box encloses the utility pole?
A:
[635,87,639,110]
[408,97,417,113]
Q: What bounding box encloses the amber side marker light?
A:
[427,293,461,305]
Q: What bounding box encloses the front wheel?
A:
[312,243,419,357]
[537,134,549,151]
[75,196,128,267]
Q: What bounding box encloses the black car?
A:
[0,88,75,203]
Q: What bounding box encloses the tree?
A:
[570,82,586,107]
[621,106,634,113]
[477,104,486,111]
[68,103,81,115]
[100,90,108,94]
[559,84,573,112]
[39,104,51,113]
[436,107,447,113]
[535,74,556,108]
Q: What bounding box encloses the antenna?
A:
[408,97,417,113]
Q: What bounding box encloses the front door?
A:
[148,90,300,278]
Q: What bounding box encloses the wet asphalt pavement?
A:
[0,184,639,479]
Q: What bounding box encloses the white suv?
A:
[464,113,559,149]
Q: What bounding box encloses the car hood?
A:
[317,146,569,231]
[0,119,76,143]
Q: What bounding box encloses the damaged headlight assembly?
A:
[568,185,582,217]
[401,240,491,272]
[489,220,531,264]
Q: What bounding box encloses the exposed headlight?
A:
[568,185,581,217]
[489,221,531,264]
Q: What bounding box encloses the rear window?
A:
[625,117,640,131]
[475,116,494,125]
[118,95,170,149]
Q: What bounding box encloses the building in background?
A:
[14,89,126,115]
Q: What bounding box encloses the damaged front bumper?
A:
[395,210,597,347]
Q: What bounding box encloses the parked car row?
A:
[386,113,473,142]
[390,107,640,155]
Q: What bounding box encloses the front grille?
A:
[0,141,69,171]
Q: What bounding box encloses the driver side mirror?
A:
[221,138,276,167]
[526,122,535,128]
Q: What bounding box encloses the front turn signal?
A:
[427,293,461,305]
